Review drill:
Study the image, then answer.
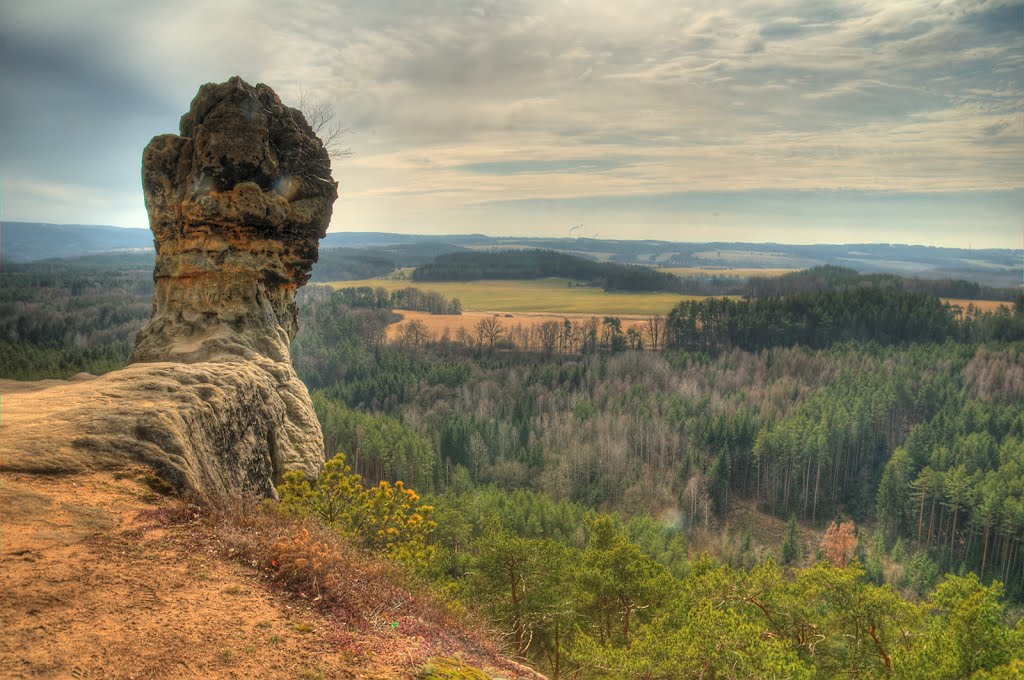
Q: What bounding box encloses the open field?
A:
[329,276,1014,318]
[691,249,814,267]
[462,244,615,261]
[387,309,652,341]
[941,298,1014,313]
[328,277,720,315]
[661,267,799,278]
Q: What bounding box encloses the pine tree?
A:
[782,515,800,564]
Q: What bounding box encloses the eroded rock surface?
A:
[134,75,336,363]
[0,362,320,496]
[0,77,336,496]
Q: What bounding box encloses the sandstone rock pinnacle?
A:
[0,79,338,496]
[133,75,338,363]
[0,76,341,496]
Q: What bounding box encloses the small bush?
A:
[903,550,940,595]
[271,528,342,601]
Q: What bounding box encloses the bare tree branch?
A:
[297,86,353,161]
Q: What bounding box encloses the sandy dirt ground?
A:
[0,464,544,680]
[0,469,388,680]
[0,368,544,680]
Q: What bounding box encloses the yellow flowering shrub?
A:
[279,453,437,570]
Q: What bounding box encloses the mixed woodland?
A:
[4,255,1024,677]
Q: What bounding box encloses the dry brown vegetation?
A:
[386,309,652,343]
[686,499,822,568]
[0,467,541,679]
[209,496,542,678]
[940,298,1012,314]
[964,345,1024,404]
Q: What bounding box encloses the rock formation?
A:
[133,76,336,363]
[0,77,337,496]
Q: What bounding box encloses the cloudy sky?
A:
[1,0,1021,247]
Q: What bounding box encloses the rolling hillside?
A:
[5,223,1021,288]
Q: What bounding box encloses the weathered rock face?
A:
[0,79,335,496]
[133,75,337,363]
[0,77,338,496]
[115,76,337,494]
[0,363,321,496]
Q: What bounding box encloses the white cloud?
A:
[1,0,1021,245]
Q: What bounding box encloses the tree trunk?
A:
[950,508,959,559]
[509,565,524,655]
[981,525,990,579]
[802,455,811,518]
[553,623,560,680]
[916,491,925,545]
[813,460,821,524]
[927,494,937,547]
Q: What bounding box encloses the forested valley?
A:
[289,272,1024,676]
[5,258,1024,677]
[0,254,153,379]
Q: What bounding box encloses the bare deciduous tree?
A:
[538,320,560,354]
[475,316,504,352]
[821,520,858,568]
[399,319,428,347]
[644,315,665,351]
[297,86,353,160]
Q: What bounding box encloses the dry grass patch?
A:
[197,496,535,677]
[940,298,1013,314]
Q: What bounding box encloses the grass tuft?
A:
[418,657,491,679]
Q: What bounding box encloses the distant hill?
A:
[321,233,1024,289]
[747,265,1021,302]
[321,231,489,248]
[310,248,396,282]
[4,223,1020,288]
[1,224,469,280]
[1,223,153,263]
[413,249,688,293]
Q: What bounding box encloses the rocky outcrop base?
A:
[0,359,321,497]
